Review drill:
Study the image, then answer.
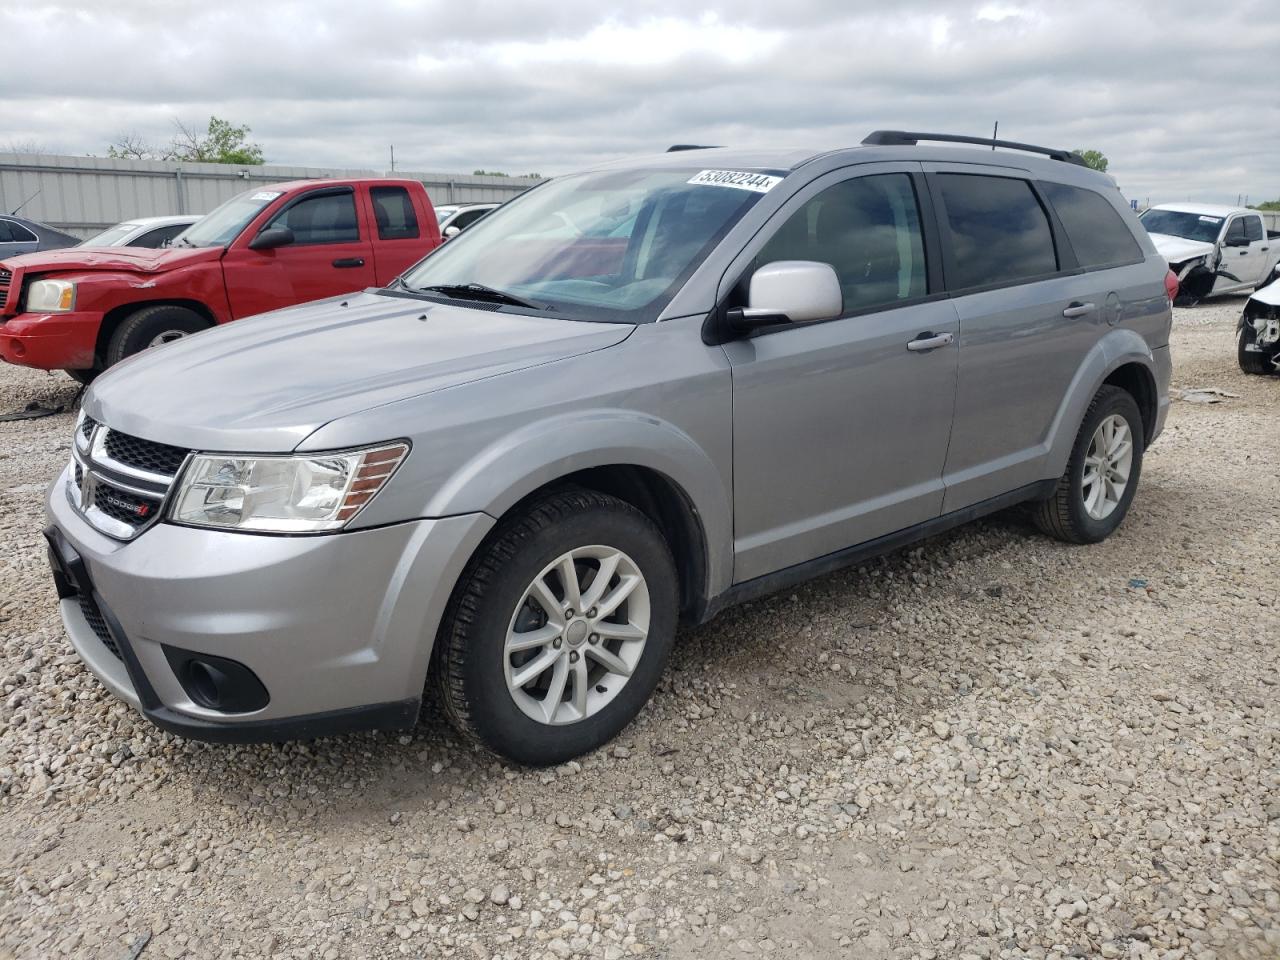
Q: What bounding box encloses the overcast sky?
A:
[5,0,1279,204]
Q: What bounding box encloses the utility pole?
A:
[390,145,396,172]
[992,122,998,149]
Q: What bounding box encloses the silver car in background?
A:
[79,215,201,249]
[45,131,1173,765]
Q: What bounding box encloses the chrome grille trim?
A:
[67,421,190,541]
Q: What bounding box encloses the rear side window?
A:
[936,174,1057,289]
[755,173,928,314]
[371,186,420,240]
[1243,216,1264,243]
[268,190,359,245]
[1040,182,1143,269]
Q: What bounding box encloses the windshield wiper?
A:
[414,282,545,310]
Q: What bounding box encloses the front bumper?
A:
[1,311,102,370]
[45,465,494,741]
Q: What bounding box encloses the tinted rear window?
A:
[1040,182,1143,269]
[936,174,1058,289]
[1244,216,1264,243]
[371,186,420,240]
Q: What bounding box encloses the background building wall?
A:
[0,154,541,238]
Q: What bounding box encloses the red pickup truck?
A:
[0,178,440,381]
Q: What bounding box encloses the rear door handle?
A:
[332,257,365,268]
[1062,302,1096,318]
[906,331,954,352]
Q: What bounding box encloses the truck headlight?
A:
[26,279,77,312]
[170,443,408,533]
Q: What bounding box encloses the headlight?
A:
[170,443,408,533]
[26,279,77,313]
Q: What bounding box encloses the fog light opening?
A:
[185,660,225,709]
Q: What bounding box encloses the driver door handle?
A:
[332,257,365,268]
[906,331,954,352]
[1062,302,1096,318]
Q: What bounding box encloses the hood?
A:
[85,290,634,452]
[1249,273,1280,307]
[1147,233,1215,266]
[1,245,222,275]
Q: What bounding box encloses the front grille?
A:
[0,267,10,311]
[70,422,187,541]
[93,483,159,530]
[76,593,122,661]
[103,431,188,476]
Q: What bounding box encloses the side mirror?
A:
[249,226,295,251]
[727,260,843,334]
[1223,233,1249,248]
[443,225,461,239]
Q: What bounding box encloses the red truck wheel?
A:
[106,305,210,367]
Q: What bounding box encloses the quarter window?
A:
[1040,182,1143,269]
[371,186,420,240]
[936,174,1058,289]
[754,173,928,314]
[267,190,360,245]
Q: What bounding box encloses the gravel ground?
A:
[1,299,1277,960]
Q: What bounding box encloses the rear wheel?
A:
[1238,321,1273,375]
[1033,385,1144,544]
[105,305,209,368]
[435,488,678,765]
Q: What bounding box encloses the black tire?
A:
[1238,321,1273,375]
[66,368,97,386]
[434,487,678,766]
[105,304,209,368]
[1033,385,1145,545]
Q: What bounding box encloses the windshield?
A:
[177,189,282,248]
[79,223,140,247]
[1139,209,1224,244]
[402,167,778,323]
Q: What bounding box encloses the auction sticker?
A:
[688,170,782,193]
[251,191,283,201]
[1197,215,1222,223]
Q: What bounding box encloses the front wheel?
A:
[435,488,678,765]
[1238,321,1274,375]
[105,304,209,368]
[1033,385,1144,544]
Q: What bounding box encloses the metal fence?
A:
[0,154,541,238]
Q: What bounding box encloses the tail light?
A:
[1163,269,1179,305]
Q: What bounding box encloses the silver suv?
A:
[45,132,1173,765]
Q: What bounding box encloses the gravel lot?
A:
[1,299,1277,960]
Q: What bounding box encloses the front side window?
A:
[937,174,1058,289]
[753,173,927,313]
[451,207,492,231]
[1040,182,1143,269]
[1225,218,1247,243]
[371,186,420,240]
[267,190,360,245]
[136,224,188,248]
[402,167,774,323]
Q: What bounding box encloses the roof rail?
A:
[667,144,722,152]
[861,130,1088,167]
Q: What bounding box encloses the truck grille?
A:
[0,267,10,311]
[69,418,190,541]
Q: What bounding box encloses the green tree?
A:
[1072,149,1108,173]
[1251,199,1280,211]
[107,116,265,164]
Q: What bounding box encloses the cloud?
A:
[2,0,1278,202]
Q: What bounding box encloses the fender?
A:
[1043,327,1157,478]
[423,409,734,601]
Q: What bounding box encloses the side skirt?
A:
[701,479,1056,622]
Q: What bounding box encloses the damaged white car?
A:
[1239,264,1280,374]
[1139,204,1280,305]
